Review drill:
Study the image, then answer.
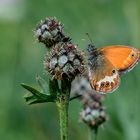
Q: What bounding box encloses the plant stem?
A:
[57,80,71,140]
[88,127,98,140]
[57,96,69,140]
[88,127,92,140]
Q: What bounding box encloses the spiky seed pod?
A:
[44,42,85,80]
[35,17,70,47]
[80,92,107,130]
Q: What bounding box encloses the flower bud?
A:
[71,73,92,96]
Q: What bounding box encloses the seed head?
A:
[35,17,70,47]
[71,73,92,96]
[80,92,107,130]
[44,42,85,80]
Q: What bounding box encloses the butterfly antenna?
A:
[86,33,94,44]
[86,33,96,52]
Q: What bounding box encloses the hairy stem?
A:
[57,80,71,140]
[57,96,69,140]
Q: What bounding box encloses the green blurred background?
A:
[0,0,140,140]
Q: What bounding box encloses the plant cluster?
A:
[21,17,107,140]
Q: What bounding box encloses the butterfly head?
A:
[87,43,103,68]
[87,43,96,52]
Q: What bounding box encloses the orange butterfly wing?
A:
[99,45,140,73]
[89,57,120,93]
[88,46,120,93]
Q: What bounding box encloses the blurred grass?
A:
[0,0,140,140]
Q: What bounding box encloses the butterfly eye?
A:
[112,70,116,74]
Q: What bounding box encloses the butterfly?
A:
[87,44,140,94]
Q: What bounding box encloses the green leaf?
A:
[69,95,82,101]
[24,93,36,102]
[61,80,71,94]
[28,99,52,105]
[21,83,46,98]
[49,79,60,97]
[36,75,49,94]
[24,94,55,105]
[21,83,56,105]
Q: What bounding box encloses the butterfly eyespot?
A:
[131,53,134,57]
[101,83,105,87]
[112,70,116,74]
[106,82,110,87]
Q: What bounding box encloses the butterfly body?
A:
[88,44,140,94]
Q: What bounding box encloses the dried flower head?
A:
[35,17,70,47]
[71,74,107,130]
[44,42,85,80]
[80,92,107,130]
[71,73,92,96]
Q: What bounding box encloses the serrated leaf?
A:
[26,96,55,105]
[21,83,56,105]
[21,83,47,99]
[24,93,36,102]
